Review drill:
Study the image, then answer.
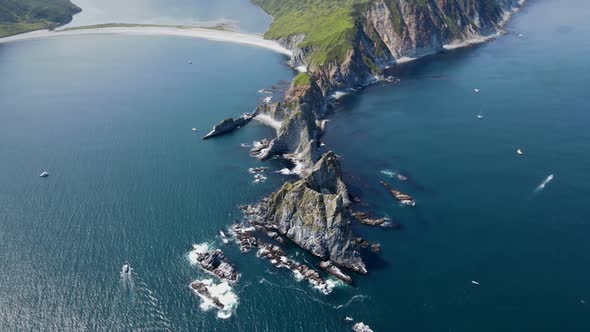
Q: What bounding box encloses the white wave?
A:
[191,279,239,319]
[380,169,397,178]
[188,242,210,265]
[292,270,304,281]
[535,174,554,192]
[396,56,417,64]
[276,168,292,175]
[331,91,348,100]
[254,114,282,130]
[335,294,369,309]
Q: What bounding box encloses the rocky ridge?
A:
[206,0,525,279]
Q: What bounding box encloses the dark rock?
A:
[203,113,254,139]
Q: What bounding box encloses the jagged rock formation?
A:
[257,151,367,273]
[209,0,525,276]
[202,112,254,139]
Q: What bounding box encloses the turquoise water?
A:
[1,0,590,331]
[64,0,271,33]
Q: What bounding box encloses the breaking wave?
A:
[190,279,239,319]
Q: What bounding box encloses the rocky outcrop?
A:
[202,112,254,139]
[257,152,367,274]
[190,245,240,283]
[205,0,525,280]
[319,260,353,284]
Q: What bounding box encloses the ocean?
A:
[1,0,589,331]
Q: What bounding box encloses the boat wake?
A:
[122,273,173,332]
[534,174,554,192]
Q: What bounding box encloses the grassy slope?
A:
[253,0,503,68]
[253,0,368,67]
[0,0,81,37]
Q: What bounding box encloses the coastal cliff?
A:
[227,0,524,275]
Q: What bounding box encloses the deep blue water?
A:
[1,0,590,331]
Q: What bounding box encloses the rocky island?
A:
[206,0,525,284]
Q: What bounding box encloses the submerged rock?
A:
[351,211,390,227]
[379,180,416,206]
[190,280,225,309]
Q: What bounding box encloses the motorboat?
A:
[517,149,524,155]
[477,114,484,119]
[122,263,130,274]
[39,171,49,177]
[474,88,480,93]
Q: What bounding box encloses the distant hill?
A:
[0,0,81,37]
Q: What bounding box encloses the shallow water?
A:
[1,0,590,331]
[64,0,271,33]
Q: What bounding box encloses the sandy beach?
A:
[0,26,292,57]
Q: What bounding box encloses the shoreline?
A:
[0,25,292,57]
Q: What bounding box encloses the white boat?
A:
[517,33,524,37]
[477,114,484,119]
[257,89,264,93]
[471,280,480,285]
[39,171,49,177]
[192,128,197,132]
[517,149,524,155]
[188,60,192,64]
[474,88,480,93]
[122,263,130,274]
[345,317,354,322]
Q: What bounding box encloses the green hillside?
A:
[0,0,81,37]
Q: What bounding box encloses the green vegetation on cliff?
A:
[254,0,507,68]
[253,0,368,67]
[293,72,311,87]
[0,0,81,37]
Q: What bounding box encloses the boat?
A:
[517,33,524,37]
[39,171,49,177]
[474,88,480,93]
[396,174,408,181]
[471,280,480,285]
[477,114,484,119]
[188,60,192,64]
[192,128,198,132]
[517,149,524,155]
[122,262,130,274]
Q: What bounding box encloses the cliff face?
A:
[248,0,524,274]
[271,0,521,94]
[258,152,366,273]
